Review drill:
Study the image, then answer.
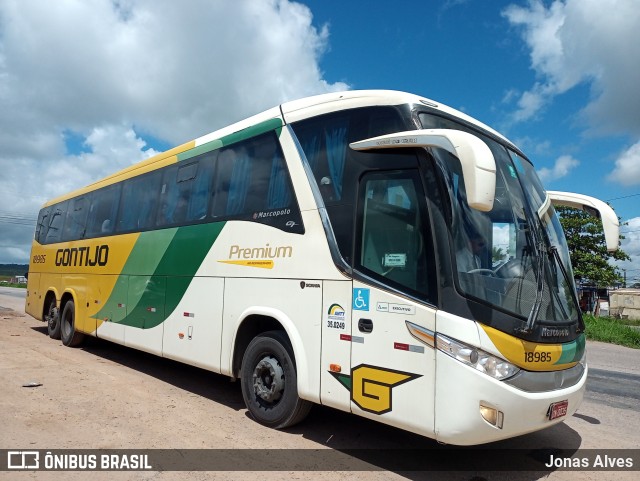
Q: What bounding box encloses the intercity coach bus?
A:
[26,90,619,445]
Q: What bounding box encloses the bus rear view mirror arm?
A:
[547,191,620,252]
[350,129,496,212]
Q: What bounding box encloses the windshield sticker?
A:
[383,253,407,267]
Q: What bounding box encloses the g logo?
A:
[331,365,421,415]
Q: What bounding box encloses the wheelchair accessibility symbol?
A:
[353,288,370,311]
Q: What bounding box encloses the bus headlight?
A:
[436,334,520,380]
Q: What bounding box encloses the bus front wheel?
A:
[240,331,311,429]
[60,300,85,347]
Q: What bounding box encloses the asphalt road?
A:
[1,286,638,480]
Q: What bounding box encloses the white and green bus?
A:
[26,90,619,445]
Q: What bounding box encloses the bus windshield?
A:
[419,113,579,329]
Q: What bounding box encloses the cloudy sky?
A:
[1,0,639,282]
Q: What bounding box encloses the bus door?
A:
[348,169,437,437]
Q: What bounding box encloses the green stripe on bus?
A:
[555,334,586,365]
[94,228,177,323]
[108,222,225,330]
[177,140,224,162]
[177,118,283,162]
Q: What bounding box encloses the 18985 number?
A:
[525,351,552,363]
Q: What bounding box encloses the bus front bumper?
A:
[434,350,587,446]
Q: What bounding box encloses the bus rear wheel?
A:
[45,297,61,340]
[60,300,85,347]
[240,331,311,429]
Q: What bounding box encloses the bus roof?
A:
[44,89,511,207]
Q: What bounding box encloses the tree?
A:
[492,246,506,264]
[556,206,630,287]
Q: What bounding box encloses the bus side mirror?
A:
[547,191,620,252]
[350,129,496,212]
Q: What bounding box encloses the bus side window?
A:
[35,208,50,244]
[186,156,214,222]
[117,171,161,232]
[157,165,180,227]
[212,147,240,218]
[211,132,301,232]
[294,115,349,204]
[157,161,206,227]
[86,183,121,238]
[213,133,293,217]
[45,201,68,245]
[266,150,292,210]
[356,170,434,301]
[62,195,89,241]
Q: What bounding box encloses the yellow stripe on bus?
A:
[480,324,579,371]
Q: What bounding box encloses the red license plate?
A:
[548,400,569,420]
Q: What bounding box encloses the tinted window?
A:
[44,201,68,244]
[157,157,215,228]
[117,171,162,232]
[86,183,121,237]
[212,132,302,233]
[35,131,303,242]
[356,170,434,300]
[35,208,50,244]
[292,107,406,206]
[62,195,89,241]
[292,107,410,260]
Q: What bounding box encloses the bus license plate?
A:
[548,400,569,420]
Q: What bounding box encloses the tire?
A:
[60,300,85,347]
[240,330,312,429]
[45,297,61,340]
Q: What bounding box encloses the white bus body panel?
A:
[319,280,353,412]
[161,277,225,371]
[222,278,323,403]
[125,322,163,357]
[348,280,437,438]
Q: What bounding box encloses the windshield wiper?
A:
[517,218,582,335]
[549,245,584,333]
[516,240,545,335]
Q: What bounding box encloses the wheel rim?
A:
[252,355,285,404]
[45,303,57,330]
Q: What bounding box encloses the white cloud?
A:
[0,0,347,263]
[537,154,579,182]
[502,0,640,135]
[607,141,640,186]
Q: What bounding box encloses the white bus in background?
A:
[26,90,619,445]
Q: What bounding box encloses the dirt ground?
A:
[1,297,638,481]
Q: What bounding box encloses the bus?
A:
[26,90,619,445]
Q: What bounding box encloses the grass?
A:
[584,314,640,349]
[0,283,27,289]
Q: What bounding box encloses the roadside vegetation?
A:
[584,314,640,349]
[0,282,27,289]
